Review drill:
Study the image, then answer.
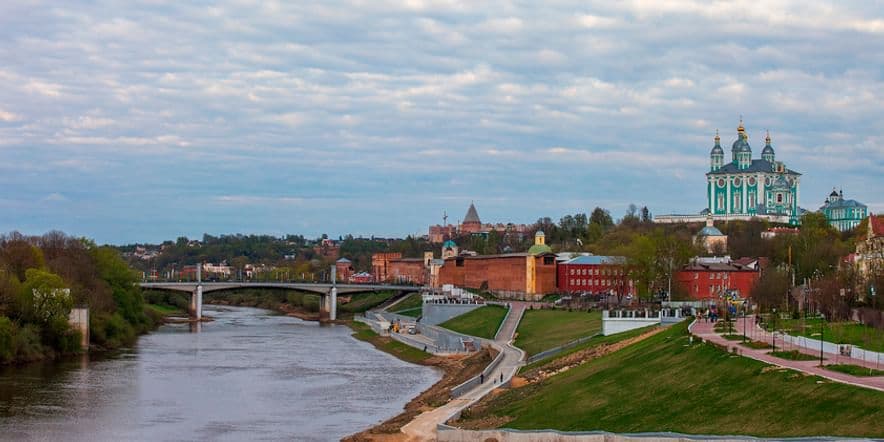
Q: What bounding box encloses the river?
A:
[0,306,441,441]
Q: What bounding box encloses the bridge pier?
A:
[189,285,203,321]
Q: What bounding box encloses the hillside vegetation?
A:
[459,321,884,438]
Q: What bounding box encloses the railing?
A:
[525,333,601,364]
[450,348,506,398]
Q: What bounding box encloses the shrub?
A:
[0,316,14,362]
[13,323,45,362]
[42,315,82,354]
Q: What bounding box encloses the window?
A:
[455,258,464,267]
[543,256,555,265]
[570,269,575,275]
[694,272,698,280]
[777,193,783,203]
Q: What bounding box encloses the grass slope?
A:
[825,364,884,377]
[439,305,508,339]
[348,321,432,364]
[515,309,602,356]
[391,293,423,317]
[338,291,396,314]
[520,325,658,373]
[476,322,884,438]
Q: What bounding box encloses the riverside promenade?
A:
[400,302,528,441]
[691,317,884,392]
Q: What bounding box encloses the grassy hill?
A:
[439,305,508,339]
[458,321,884,438]
[514,309,602,356]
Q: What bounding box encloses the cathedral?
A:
[705,120,801,225]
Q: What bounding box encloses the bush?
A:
[0,316,14,362]
[91,313,136,349]
[13,323,45,362]
[42,315,82,354]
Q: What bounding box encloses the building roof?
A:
[563,255,626,265]
[821,198,867,210]
[707,159,800,176]
[697,225,725,236]
[463,203,481,223]
[445,251,556,261]
[443,240,457,248]
[336,257,351,263]
[527,243,553,255]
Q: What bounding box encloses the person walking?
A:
[480,373,484,384]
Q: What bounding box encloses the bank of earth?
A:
[454,321,884,438]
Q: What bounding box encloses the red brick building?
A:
[335,258,353,282]
[371,252,402,282]
[386,258,427,284]
[676,257,762,300]
[437,252,557,300]
[557,255,635,296]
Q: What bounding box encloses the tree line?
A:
[0,231,155,365]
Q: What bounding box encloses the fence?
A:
[526,333,601,364]
[777,332,883,365]
[450,345,507,398]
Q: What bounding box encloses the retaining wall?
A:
[435,426,870,442]
[422,302,483,325]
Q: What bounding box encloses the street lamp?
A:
[819,313,825,367]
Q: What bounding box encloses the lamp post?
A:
[819,313,825,367]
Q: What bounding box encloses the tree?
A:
[640,206,652,224]
[589,207,614,229]
[751,267,790,311]
[19,268,72,324]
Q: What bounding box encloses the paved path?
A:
[692,318,884,392]
[400,302,528,441]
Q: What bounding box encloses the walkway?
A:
[691,318,884,392]
[400,302,528,441]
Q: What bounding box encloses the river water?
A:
[0,306,440,441]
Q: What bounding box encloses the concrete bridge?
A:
[139,281,423,321]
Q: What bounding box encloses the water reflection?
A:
[0,306,440,441]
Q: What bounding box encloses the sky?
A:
[1,1,882,245]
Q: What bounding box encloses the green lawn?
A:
[769,350,820,361]
[825,364,884,377]
[514,309,602,356]
[145,303,184,315]
[439,305,508,339]
[347,321,432,364]
[391,293,423,317]
[338,291,396,314]
[459,321,884,438]
[520,325,658,373]
[767,317,884,353]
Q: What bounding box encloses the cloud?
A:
[0,0,882,243]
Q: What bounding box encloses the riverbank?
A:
[343,321,495,441]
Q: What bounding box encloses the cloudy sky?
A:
[1,1,882,244]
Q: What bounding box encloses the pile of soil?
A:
[343,346,496,441]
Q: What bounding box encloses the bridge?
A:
[139,281,423,321]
